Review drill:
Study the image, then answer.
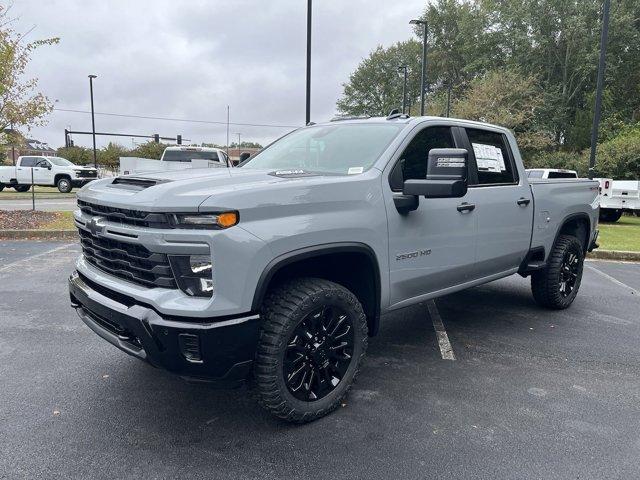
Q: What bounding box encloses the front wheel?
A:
[253,278,368,423]
[531,235,585,309]
[56,177,72,193]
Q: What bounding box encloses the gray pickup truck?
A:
[68,115,599,423]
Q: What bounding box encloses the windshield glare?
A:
[241,124,403,174]
[49,157,73,166]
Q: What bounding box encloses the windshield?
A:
[240,124,403,174]
[162,150,220,162]
[49,157,74,166]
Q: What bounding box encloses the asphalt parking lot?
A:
[1,240,639,479]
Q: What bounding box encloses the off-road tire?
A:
[13,185,30,192]
[57,177,72,193]
[531,234,584,309]
[253,277,368,423]
[599,209,622,223]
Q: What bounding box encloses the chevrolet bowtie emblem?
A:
[86,216,106,236]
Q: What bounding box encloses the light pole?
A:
[305,0,312,125]
[409,19,428,116]
[589,0,611,179]
[398,65,408,114]
[235,132,242,150]
[88,75,98,168]
[446,82,452,117]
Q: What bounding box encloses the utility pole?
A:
[410,19,428,116]
[226,105,230,156]
[235,132,242,150]
[446,82,452,118]
[398,65,408,114]
[588,0,611,179]
[88,75,98,168]
[305,0,312,125]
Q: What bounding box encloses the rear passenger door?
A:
[16,157,37,183]
[462,128,533,278]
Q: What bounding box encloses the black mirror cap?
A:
[403,179,467,198]
[427,148,468,181]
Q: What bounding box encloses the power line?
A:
[53,108,300,129]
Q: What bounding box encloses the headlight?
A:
[170,212,238,229]
[169,254,213,297]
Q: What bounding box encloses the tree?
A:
[451,69,554,154]
[336,40,422,116]
[0,6,59,133]
[98,142,129,171]
[131,141,166,159]
[56,146,92,165]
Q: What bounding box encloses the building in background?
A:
[1,128,56,165]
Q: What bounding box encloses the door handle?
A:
[517,197,531,206]
[457,202,476,213]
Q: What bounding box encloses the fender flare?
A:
[552,212,592,255]
[251,242,382,334]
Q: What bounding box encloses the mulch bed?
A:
[0,211,61,230]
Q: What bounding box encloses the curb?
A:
[0,230,77,241]
[588,249,640,262]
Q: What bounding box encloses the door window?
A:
[20,157,37,167]
[390,126,455,191]
[466,129,517,185]
[35,159,50,168]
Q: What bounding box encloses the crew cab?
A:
[0,156,97,193]
[68,116,599,423]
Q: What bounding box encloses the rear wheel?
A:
[56,177,72,193]
[13,185,30,192]
[0,183,4,192]
[599,209,622,222]
[531,234,584,309]
[253,278,368,423]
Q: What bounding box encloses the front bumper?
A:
[68,271,260,384]
[72,179,95,187]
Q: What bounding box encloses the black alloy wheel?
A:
[283,305,354,402]
[558,250,580,298]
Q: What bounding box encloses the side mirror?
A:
[403,148,468,199]
[239,152,251,163]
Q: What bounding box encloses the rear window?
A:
[547,171,577,179]
[162,150,219,162]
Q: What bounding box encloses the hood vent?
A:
[109,176,167,191]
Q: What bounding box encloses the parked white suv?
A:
[0,156,98,193]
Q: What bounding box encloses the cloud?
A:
[14,0,426,148]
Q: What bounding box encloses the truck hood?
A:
[77,167,328,211]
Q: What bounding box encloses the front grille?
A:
[76,170,97,178]
[79,228,176,289]
[77,200,171,229]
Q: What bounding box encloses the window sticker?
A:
[472,143,505,173]
[348,166,364,175]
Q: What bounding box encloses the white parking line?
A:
[585,264,638,296]
[0,243,75,272]
[427,300,456,360]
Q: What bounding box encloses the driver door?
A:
[384,125,477,307]
[33,158,52,184]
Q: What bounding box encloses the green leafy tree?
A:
[336,40,422,116]
[98,142,129,170]
[56,146,92,165]
[131,141,166,159]
[0,6,59,132]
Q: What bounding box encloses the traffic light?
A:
[153,134,160,143]
[177,134,182,145]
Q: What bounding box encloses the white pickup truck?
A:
[596,178,640,222]
[119,146,231,176]
[0,156,98,193]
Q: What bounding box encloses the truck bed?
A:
[528,178,599,259]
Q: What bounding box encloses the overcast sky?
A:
[11,0,426,149]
